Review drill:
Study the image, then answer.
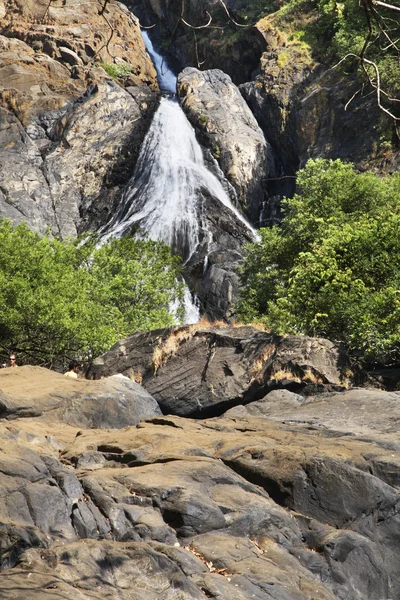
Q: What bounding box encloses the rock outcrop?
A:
[0,365,161,427]
[86,324,349,416]
[0,0,159,237]
[132,0,266,84]
[178,67,274,224]
[0,80,159,237]
[240,21,400,179]
[1,357,400,599]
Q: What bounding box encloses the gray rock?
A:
[0,82,159,238]
[224,389,305,418]
[86,325,347,417]
[0,540,208,600]
[0,366,161,428]
[58,46,83,66]
[251,388,400,438]
[178,67,274,224]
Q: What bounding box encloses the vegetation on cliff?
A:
[0,222,183,367]
[241,0,400,120]
[238,159,400,361]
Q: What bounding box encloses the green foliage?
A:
[238,159,400,361]
[99,61,134,80]
[0,221,184,367]
[199,113,209,125]
[235,0,399,113]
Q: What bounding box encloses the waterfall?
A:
[101,30,256,324]
[141,31,177,94]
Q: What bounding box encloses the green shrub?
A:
[237,159,400,361]
[99,61,134,80]
[0,221,184,367]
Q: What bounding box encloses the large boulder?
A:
[178,68,274,224]
[0,365,161,428]
[86,324,348,416]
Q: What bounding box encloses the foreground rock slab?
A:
[1,379,400,598]
[0,365,161,427]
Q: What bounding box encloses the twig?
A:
[217,0,247,27]
[182,11,213,29]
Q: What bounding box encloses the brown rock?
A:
[0,365,161,428]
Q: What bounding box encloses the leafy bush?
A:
[99,61,134,80]
[0,221,183,367]
[237,159,400,361]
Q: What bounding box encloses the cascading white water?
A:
[103,96,256,262]
[141,31,177,94]
[102,30,256,323]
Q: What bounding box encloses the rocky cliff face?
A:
[240,34,399,179]
[178,67,274,224]
[0,0,159,237]
[131,0,266,84]
[1,331,400,600]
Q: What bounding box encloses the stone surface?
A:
[133,0,266,84]
[226,387,400,438]
[178,67,274,224]
[1,339,400,598]
[86,324,348,416]
[0,80,159,237]
[240,24,400,185]
[0,1,159,237]
[0,365,161,428]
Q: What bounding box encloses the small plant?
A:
[277,50,290,69]
[199,113,209,126]
[99,61,133,80]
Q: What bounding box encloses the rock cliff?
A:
[0,0,159,237]
[1,334,400,599]
[178,68,274,224]
[131,0,266,84]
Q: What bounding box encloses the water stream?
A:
[101,30,255,323]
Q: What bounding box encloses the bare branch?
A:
[372,0,400,13]
[217,0,248,27]
[181,11,213,30]
[333,53,400,120]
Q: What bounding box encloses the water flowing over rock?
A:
[101,34,257,321]
[178,67,275,225]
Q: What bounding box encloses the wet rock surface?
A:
[185,189,255,321]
